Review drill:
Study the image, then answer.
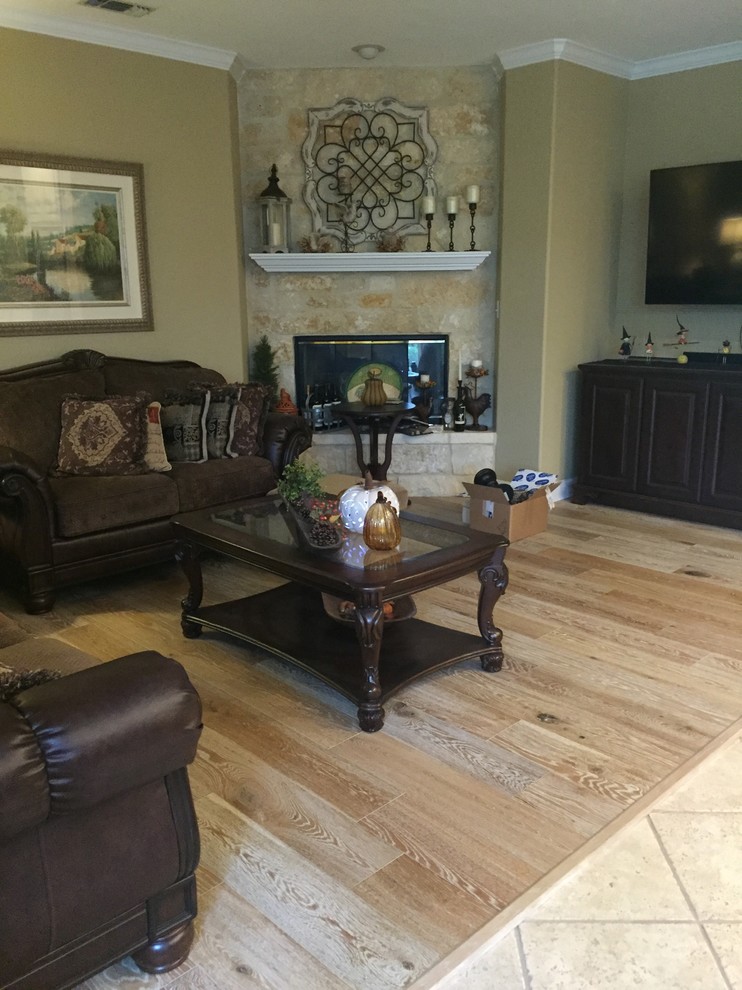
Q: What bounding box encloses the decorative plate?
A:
[345,362,404,403]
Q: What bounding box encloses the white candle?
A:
[419,373,430,384]
[446,196,458,215]
[458,356,462,380]
[471,359,483,368]
[269,222,282,246]
[466,185,480,204]
[421,196,435,215]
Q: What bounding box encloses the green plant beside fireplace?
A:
[251,334,279,405]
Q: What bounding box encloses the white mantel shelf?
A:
[249,251,491,273]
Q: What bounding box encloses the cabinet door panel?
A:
[701,382,742,511]
[637,378,707,501]
[579,373,641,491]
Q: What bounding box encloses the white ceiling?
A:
[0,0,740,77]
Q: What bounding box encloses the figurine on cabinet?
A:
[618,327,634,358]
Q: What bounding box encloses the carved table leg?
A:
[175,540,203,639]
[477,544,509,671]
[354,592,385,731]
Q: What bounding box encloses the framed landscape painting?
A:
[0,150,153,336]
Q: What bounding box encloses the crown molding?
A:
[499,39,633,78]
[630,40,742,79]
[0,8,235,68]
[499,37,742,80]
[1,9,739,79]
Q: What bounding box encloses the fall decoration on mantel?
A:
[299,233,334,253]
[376,232,406,252]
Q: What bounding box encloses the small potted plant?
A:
[276,458,325,508]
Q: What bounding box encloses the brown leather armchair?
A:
[0,651,202,990]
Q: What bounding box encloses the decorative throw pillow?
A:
[144,401,171,472]
[54,395,149,476]
[160,389,211,463]
[0,668,61,703]
[226,383,271,457]
[189,382,241,459]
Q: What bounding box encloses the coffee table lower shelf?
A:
[183,582,499,730]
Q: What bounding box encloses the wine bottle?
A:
[453,381,466,432]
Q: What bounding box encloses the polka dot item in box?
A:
[511,469,558,493]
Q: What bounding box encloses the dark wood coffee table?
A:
[172,496,508,732]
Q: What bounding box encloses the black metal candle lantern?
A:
[259,164,292,254]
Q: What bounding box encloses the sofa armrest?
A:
[0,652,202,839]
[0,443,55,532]
[0,444,48,486]
[262,412,312,476]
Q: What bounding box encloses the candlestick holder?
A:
[425,213,434,252]
[468,202,477,250]
[412,378,436,421]
[447,213,456,252]
[464,366,490,431]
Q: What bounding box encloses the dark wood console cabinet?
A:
[573,359,742,529]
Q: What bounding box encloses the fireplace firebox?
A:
[293,334,449,424]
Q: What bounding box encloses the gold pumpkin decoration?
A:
[363,491,402,550]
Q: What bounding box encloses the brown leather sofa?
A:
[0,348,312,613]
[0,648,202,990]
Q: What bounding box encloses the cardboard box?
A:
[462,482,556,542]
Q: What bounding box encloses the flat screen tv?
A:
[645,159,742,305]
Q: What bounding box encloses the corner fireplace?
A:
[293,334,449,424]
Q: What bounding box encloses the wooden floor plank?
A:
[2,499,741,989]
[197,794,438,990]
[190,725,401,887]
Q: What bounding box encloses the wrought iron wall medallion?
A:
[302,98,438,248]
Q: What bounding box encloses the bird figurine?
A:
[463,386,491,431]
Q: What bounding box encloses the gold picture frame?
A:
[0,149,153,336]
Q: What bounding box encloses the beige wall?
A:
[497,61,627,480]
[236,66,500,420]
[614,61,742,355]
[0,28,246,376]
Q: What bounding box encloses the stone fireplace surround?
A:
[239,65,501,492]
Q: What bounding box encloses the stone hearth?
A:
[308,427,497,497]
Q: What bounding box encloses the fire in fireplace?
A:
[294,334,449,425]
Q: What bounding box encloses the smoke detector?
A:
[80,0,154,16]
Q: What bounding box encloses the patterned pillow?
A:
[54,395,149,476]
[161,389,210,463]
[144,401,171,472]
[227,383,271,457]
[189,382,241,459]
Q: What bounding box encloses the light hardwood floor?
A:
[4,500,742,990]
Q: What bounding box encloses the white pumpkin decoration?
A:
[339,478,399,533]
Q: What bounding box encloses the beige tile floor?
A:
[440,734,742,990]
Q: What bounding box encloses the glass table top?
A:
[211,498,469,570]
